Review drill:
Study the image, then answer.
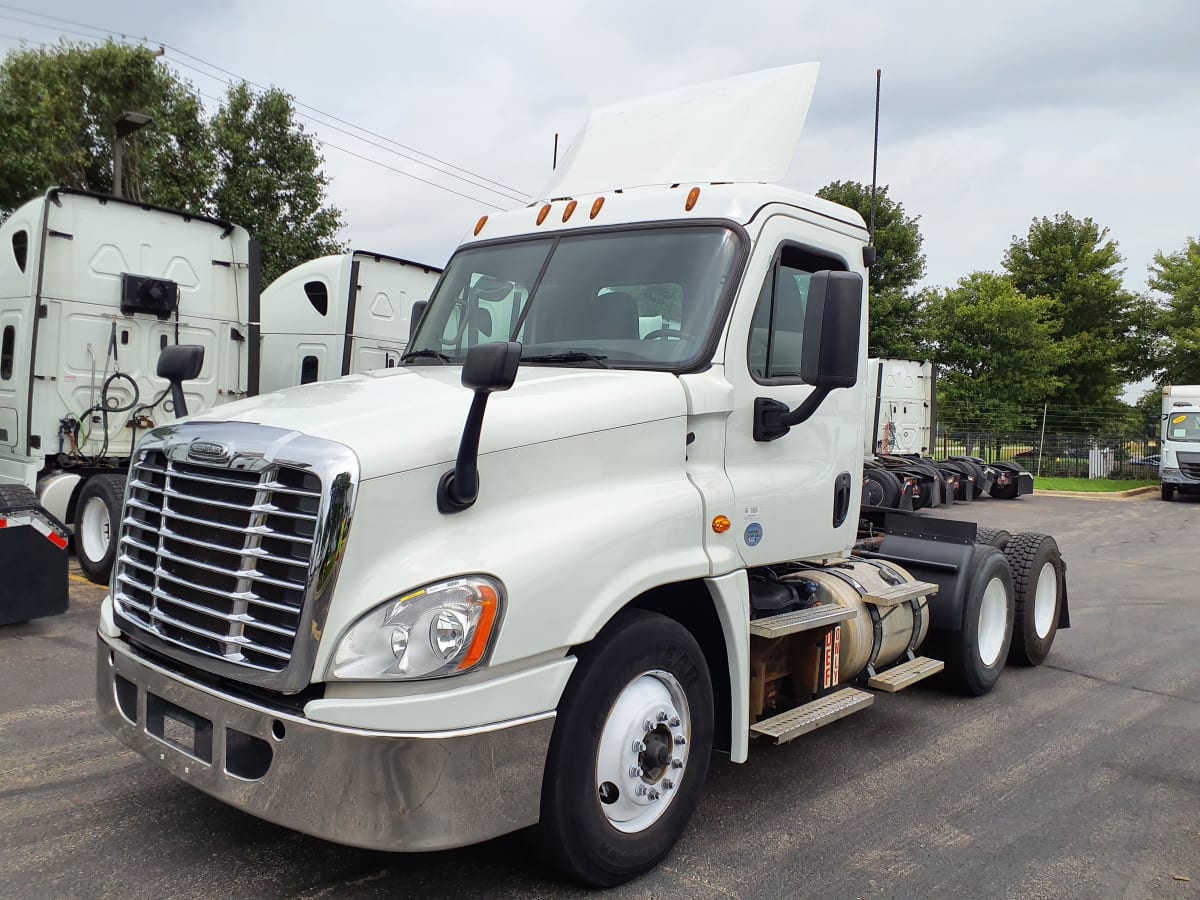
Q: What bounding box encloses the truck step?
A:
[750,687,874,744]
[749,604,856,638]
[864,580,939,607]
[867,656,944,692]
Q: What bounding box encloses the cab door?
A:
[722,215,868,566]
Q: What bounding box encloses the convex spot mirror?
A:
[799,270,863,389]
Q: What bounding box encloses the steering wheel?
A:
[642,326,695,342]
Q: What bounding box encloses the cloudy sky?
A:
[2,0,1198,296]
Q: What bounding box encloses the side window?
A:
[300,355,319,384]
[304,281,329,316]
[1,325,13,379]
[11,230,28,273]
[748,245,846,382]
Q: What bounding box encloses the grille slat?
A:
[114,449,320,673]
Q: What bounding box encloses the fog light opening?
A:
[271,719,286,742]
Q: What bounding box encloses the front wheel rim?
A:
[595,669,690,834]
[1032,561,1058,638]
[977,576,1008,667]
[80,496,111,564]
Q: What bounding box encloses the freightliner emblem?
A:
[187,439,231,462]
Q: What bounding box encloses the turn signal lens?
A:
[712,515,731,533]
[685,187,701,211]
[473,215,488,236]
[562,199,578,222]
[536,204,551,225]
[590,196,605,219]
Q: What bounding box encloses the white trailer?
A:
[258,250,442,394]
[1158,384,1200,500]
[96,65,1070,886]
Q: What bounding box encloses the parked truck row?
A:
[0,188,439,600]
[1159,384,1200,501]
[89,65,1070,886]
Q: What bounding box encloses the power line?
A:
[0,3,530,204]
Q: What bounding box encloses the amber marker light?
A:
[712,515,731,533]
[685,186,701,211]
[536,204,551,225]
[590,196,605,219]
[458,584,500,670]
[473,216,488,236]
[562,199,578,222]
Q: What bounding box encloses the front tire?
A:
[74,474,126,585]
[1161,483,1175,501]
[1005,533,1064,666]
[537,610,713,887]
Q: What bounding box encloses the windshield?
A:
[1165,411,1200,442]
[407,225,742,370]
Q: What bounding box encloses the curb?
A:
[1032,486,1159,501]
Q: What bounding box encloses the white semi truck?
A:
[0,190,440,589]
[1158,384,1200,501]
[95,65,1069,886]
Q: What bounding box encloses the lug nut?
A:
[642,718,652,731]
[663,779,675,790]
[629,765,643,777]
[633,740,646,753]
[648,789,661,800]
[657,711,669,722]
[670,716,681,727]
[635,784,648,797]
[674,735,687,745]
[671,758,683,769]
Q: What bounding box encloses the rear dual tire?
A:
[1004,533,1065,666]
[929,545,1015,696]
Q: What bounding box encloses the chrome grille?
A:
[1179,452,1200,480]
[114,449,322,672]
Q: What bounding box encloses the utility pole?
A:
[113,111,152,199]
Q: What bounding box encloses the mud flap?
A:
[0,507,70,625]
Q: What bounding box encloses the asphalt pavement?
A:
[2,492,1198,899]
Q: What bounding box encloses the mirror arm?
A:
[170,381,189,418]
[753,388,833,442]
[438,392,489,513]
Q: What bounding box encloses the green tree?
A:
[1147,237,1200,383]
[924,272,1064,432]
[0,40,213,213]
[1003,213,1153,409]
[816,180,926,358]
[210,83,345,287]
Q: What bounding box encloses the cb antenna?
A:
[868,68,881,247]
[553,132,559,170]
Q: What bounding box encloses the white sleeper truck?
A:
[0,188,255,590]
[258,250,442,394]
[96,66,1070,886]
[1159,384,1200,500]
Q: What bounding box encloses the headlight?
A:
[329,576,503,680]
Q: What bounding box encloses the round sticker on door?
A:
[744,522,763,547]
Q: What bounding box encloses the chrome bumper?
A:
[96,633,554,851]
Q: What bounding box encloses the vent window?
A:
[11,230,28,272]
[304,281,329,316]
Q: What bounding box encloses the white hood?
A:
[189,366,688,480]
[542,62,820,198]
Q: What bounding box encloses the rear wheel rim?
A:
[595,669,690,834]
[80,495,111,564]
[977,576,1007,667]
[1032,561,1058,638]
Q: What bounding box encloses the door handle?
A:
[833,471,852,527]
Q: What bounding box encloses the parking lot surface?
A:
[2,493,1198,899]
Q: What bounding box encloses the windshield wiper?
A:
[401,349,452,365]
[520,351,613,369]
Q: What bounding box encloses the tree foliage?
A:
[816,180,926,359]
[1147,237,1200,384]
[924,272,1064,432]
[1003,213,1153,409]
[211,84,345,287]
[0,41,344,287]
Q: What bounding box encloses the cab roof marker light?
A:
[590,197,605,219]
[473,216,488,236]
[685,186,701,211]
[536,204,552,225]
[562,200,578,222]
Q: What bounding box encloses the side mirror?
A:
[754,271,863,442]
[156,344,205,418]
[438,341,522,513]
[408,300,428,343]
